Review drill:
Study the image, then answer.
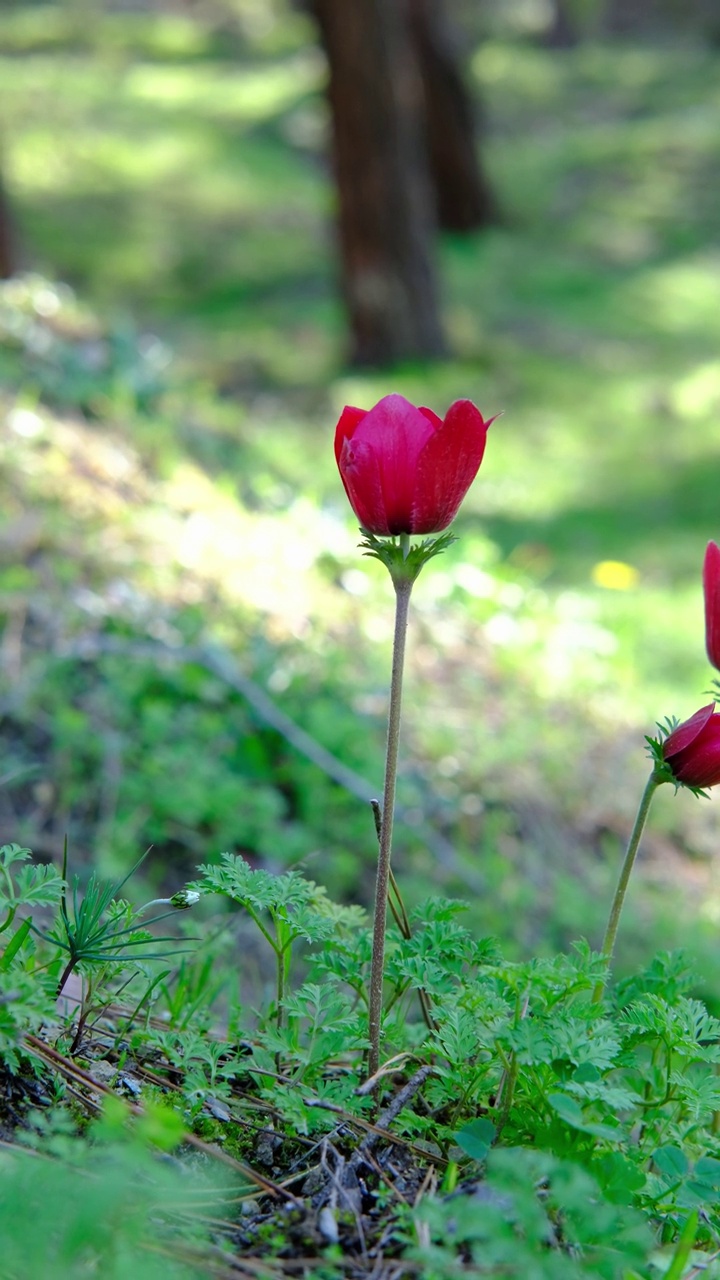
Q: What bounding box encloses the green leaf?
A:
[0,844,32,871]
[454,1118,496,1163]
[547,1094,622,1141]
[594,1152,646,1205]
[573,1062,600,1084]
[12,863,65,908]
[682,1155,720,1204]
[652,1146,689,1180]
[0,917,33,970]
[692,1156,720,1184]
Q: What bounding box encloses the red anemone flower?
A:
[663,704,720,789]
[334,393,494,536]
[704,540,720,671]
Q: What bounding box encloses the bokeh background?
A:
[1,0,720,994]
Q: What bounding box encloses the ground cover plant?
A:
[3,395,720,1276]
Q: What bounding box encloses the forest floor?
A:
[2,11,720,1274]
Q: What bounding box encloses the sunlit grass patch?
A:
[124,50,322,122]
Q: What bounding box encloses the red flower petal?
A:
[343,394,436,534]
[673,719,720,787]
[663,704,715,759]
[412,401,495,533]
[663,704,720,788]
[337,433,392,534]
[334,405,367,465]
[418,406,443,430]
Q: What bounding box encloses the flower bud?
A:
[335,393,495,536]
[169,889,201,910]
[662,703,720,789]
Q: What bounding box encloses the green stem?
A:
[593,770,663,1003]
[0,905,16,936]
[244,904,278,957]
[388,865,437,1032]
[495,988,529,1135]
[495,1052,519,1138]
[276,949,286,1031]
[272,913,293,1032]
[243,903,286,1032]
[277,941,292,1032]
[389,868,412,937]
[368,575,413,1078]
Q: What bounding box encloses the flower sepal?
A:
[170,888,202,910]
[359,530,457,586]
[645,722,686,791]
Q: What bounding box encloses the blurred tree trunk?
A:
[602,0,663,35]
[409,0,498,230]
[0,162,14,279]
[542,0,580,46]
[602,0,720,38]
[311,0,446,366]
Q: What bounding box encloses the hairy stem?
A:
[593,771,662,1002]
[368,576,413,1077]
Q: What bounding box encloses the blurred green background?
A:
[1,0,720,991]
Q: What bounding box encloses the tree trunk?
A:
[311,0,446,367]
[542,0,580,47]
[408,0,498,230]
